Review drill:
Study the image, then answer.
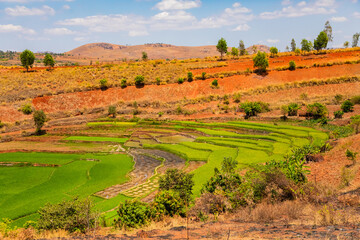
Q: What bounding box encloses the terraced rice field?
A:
[0,120,328,226]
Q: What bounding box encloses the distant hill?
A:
[66,43,270,60]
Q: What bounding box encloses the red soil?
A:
[32,64,360,114]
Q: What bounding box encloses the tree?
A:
[216,38,228,60]
[289,60,296,71]
[159,169,194,203]
[269,47,278,57]
[314,31,328,51]
[231,47,239,58]
[253,51,269,73]
[285,46,289,52]
[352,33,360,47]
[301,39,311,52]
[33,110,46,134]
[20,49,35,72]
[108,105,116,117]
[43,53,55,69]
[142,51,148,61]
[239,40,246,56]
[344,41,349,48]
[291,38,296,52]
[324,21,333,42]
[134,75,145,87]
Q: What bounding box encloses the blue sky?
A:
[0,0,359,52]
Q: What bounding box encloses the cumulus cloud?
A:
[330,16,347,22]
[354,12,360,18]
[267,39,280,44]
[154,0,201,11]
[232,23,250,31]
[260,0,336,19]
[44,27,76,35]
[5,5,55,16]
[63,5,70,10]
[0,24,35,34]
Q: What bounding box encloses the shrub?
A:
[156,77,161,85]
[135,75,145,87]
[289,61,296,71]
[187,72,193,82]
[115,200,152,229]
[306,103,328,120]
[334,94,343,104]
[177,78,184,84]
[99,78,108,90]
[33,110,46,134]
[233,93,241,103]
[240,102,263,118]
[287,103,300,116]
[159,169,194,203]
[38,198,96,233]
[334,110,344,119]
[108,105,116,117]
[211,79,218,88]
[21,103,33,115]
[121,79,127,88]
[253,51,269,73]
[201,72,206,80]
[152,190,186,219]
[341,100,354,113]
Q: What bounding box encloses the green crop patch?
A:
[87,122,137,127]
[0,152,80,165]
[65,136,129,143]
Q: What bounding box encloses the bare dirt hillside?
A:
[66,43,270,60]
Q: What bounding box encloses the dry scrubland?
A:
[1,48,360,239]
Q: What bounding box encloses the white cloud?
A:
[331,16,347,22]
[267,39,280,44]
[282,0,291,5]
[44,27,76,35]
[154,0,201,11]
[63,5,70,10]
[354,12,360,18]
[260,0,336,19]
[129,30,149,37]
[0,24,35,34]
[74,37,85,42]
[5,5,55,16]
[232,23,250,31]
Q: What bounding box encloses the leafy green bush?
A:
[287,103,300,116]
[152,190,186,219]
[115,200,152,229]
[187,72,193,82]
[159,169,194,203]
[240,101,269,118]
[341,100,354,113]
[201,72,206,80]
[177,78,184,84]
[306,103,328,120]
[334,110,344,119]
[289,60,296,71]
[38,198,96,233]
[21,103,33,115]
[211,79,218,88]
[99,78,108,90]
[108,105,116,117]
[253,51,269,73]
[135,75,145,87]
[121,79,127,88]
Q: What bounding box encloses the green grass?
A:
[65,136,128,143]
[0,153,133,223]
[0,152,79,165]
[87,122,137,127]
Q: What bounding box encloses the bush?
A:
[306,103,328,120]
[334,110,344,119]
[99,78,108,90]
[152,190,186,219]
[159,169,194,203]
[33,110,46,134]
[187,72,193,82]
[156,77,161,85]
[135,75,145,87]
[121,79,127,88]
[334,94,343,104]
[115,200,152,229]
[289,61,296,71]
[211,79,218,88]
[21,103,33,115]
[287,103,300,116]
[38,198,96,233]
[108,105,116,117]
[233,93,241,103]
[341,100,354,113]
[253,51,269,73]
[240,101,269,118]
[201,72,206,80]
[177,78,184,84]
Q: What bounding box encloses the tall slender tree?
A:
[352,33,360,48]
[291,39,296,52]
[239,40,246,56]
[324,21,333,42]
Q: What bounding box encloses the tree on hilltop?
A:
[216,38,228,60]
[20,49,35,72]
